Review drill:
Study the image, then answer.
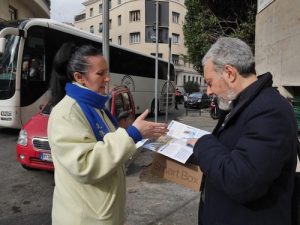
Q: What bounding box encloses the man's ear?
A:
[224,65,237,83]
[73,72,85,85]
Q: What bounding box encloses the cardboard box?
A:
[151,153,203,192]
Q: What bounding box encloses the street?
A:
[0,0,298,224]
[0,105,216,225]
[0,128,53,225]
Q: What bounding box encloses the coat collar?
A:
[215,72,273,134]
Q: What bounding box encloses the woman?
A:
[48,43,167,225]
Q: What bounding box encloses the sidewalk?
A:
[125,105,217,225]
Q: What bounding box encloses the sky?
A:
[50,0,85,23]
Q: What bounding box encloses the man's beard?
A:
[217,87,237,111]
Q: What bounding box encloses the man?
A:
[175,88,181,110]
[188,37,298,225]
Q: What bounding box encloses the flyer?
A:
[142,120,210,163]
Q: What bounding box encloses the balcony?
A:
[23,0,50,18]
[75,13,86,22]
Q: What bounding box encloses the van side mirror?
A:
[0,27,25,55]
[0,38,6,56]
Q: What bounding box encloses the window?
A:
[196,77,198,83]
[99,4,102,14]
[109,0,112,9]
[192,77,195,82]
[22,57,44,81]
[9,5,17,20]
[90,25,94,33]
[130,10,140,22]
[172,12,179,24]
[90,8,93,17]
[172,33,179,44]
[99,21,111,32]
[118,0,122,4]
[118,15,121,26]
[118,36,122,45]
[130,32,140,44]
[99,23,103,33]
[188,76,190,82]
[109,38,112,43]
[172,54,179,65]
[20,27,48,106]
[183,75,186,84]
[150,53,163,58]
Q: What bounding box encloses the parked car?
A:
[184,92,211,109]
[16,86,135,171]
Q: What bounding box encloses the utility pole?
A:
[165,37,171,123]
[154,0,159,122]
[103,0,110,92]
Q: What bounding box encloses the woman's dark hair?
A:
[49,42,103,105]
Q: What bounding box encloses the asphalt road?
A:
[0,104,216,225]
[0,128,53,225]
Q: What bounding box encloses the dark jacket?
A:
[193,73,298,225]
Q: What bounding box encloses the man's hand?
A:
[186,138,198,147]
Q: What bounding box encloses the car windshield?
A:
[189,92,202,98]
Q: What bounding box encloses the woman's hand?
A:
[133,109,168,139]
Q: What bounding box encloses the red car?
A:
[16,86,135,171]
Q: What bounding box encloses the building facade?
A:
[255,0,300,98]
[0,0,50,22]
[74,0,202,88]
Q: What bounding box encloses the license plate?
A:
[40,152,52,162]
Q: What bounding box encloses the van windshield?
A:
[0,35,20,100]
[0,20,24,100]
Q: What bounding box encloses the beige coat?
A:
[48,95,136,225]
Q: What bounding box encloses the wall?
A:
[255,0,300,96]
[0,0,50,21]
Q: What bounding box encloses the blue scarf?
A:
[65,82,118,141]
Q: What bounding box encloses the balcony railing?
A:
[75,13,86,21]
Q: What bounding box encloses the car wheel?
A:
[210,110,219,120]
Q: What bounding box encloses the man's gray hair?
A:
[202,37,256,77]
